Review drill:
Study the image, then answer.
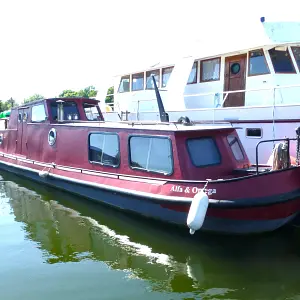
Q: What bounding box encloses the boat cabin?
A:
[0,97,265,182]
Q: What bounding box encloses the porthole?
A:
[48,128,57,146]
[231,63,240,74]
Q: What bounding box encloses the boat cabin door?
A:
[223,54,247,107]
[16,108,29,156]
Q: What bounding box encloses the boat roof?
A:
[54,120,238,132]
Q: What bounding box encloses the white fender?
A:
[38,171,49,178]
[187,190,209,235]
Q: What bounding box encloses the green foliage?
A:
[23,94,44,104]
[59,86,98,98]
[0,97,17,112]
[105,86,114,104]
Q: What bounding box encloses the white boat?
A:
[103,18,300,164]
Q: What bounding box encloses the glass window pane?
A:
[201,58,220,82]
[187,138,221,167]
[118,75,130,93]
[132,73,144,91]
[146,70,160,89]
[32,104,46,122]
[249,50,269,75]
[51,101,80,121]
[187,61,198,84]
[89,133,120,167]
[83,103,101,121]
[268,48,295,73]
[292,47,300,71]
[129,136,173,174]
[162,67,174,88]
[227,135,244,160]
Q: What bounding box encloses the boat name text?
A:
[170,185,216,195]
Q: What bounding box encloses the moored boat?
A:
[0,88,300,235]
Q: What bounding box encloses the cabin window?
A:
[31,104,47,122]
[248,49,270,76]
[83,103,101,121]
[146,70,160,89]
[162,66,174,88]
[268,48,296,73]
[132,73,144,91]
[227,135,244,161]
[50,101,80,121]
[118,75,130,93]
[246,128,262,138]
[187,61,198,84]
[186,137,221,167]
[129,136,173,175]
[200,58,220,82]
[291,47,300,71]
[89,133,120,167]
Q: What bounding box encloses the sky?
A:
[0,0,299,103]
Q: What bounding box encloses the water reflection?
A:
[2,171,300,299]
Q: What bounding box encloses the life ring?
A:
[48,128,57,146]
[178,116,192,126]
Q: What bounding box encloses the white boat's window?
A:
[246,128,262,138]
[31,104,47,122]
[186,137,221,167]
[146,70,160,89]
[248,49,270,76]
[129,136,173,175]
[291,47,300,71]
[89,133,120,167]
[132,73,144,91]
[118,75,130,93]
[200,58,220,82]
[162,66,174,88]
[227,135,244,161]
[268,47,296,74]
[83,103,101,121]
[187,61,198,84]
[50,101,80,121]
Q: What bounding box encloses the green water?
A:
[1,171,300,299]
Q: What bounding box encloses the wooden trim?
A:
[187,61,198,85]
[247,49,270,77]
[200,57,221,83]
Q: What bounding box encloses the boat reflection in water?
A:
[2,171,300,299]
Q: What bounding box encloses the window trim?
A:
[245,127,263,139]
[118,75,131,93]
[83,102,101,121]
[247,49,270,77]
[187,61,198,85]
[88,131,121,168]
[268,47,296,74]
[226,135,245,161]
[186,137,222,168]
[128,134,174,176]
[200,57,221,83]
[145,69,160,90]
[291,46,300,72]
[131,72,145,91]
[31,103,47,123]
[161,66,174,88]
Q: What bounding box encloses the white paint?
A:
[187,190,209,235]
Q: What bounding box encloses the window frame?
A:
[131,72,144,91]
[118,75,131,93]
[83,102,101,121]
[162,66,174,88]
[247,49,270,77]
[50,100,80,121]
[128,134,174,176]
[88,132,121,168]
[186,137,222,168]
[291,46,300,72]
[268,47,296,74]
[187,61,198,85]
[31,103,47,123]
[226,135,245,161]
[145,69,160,90]
[200,57,221,83]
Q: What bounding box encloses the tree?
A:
[59,86,98,98]
[105,86,114,104]
[59,90,79,98]
[24,94,44,104]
